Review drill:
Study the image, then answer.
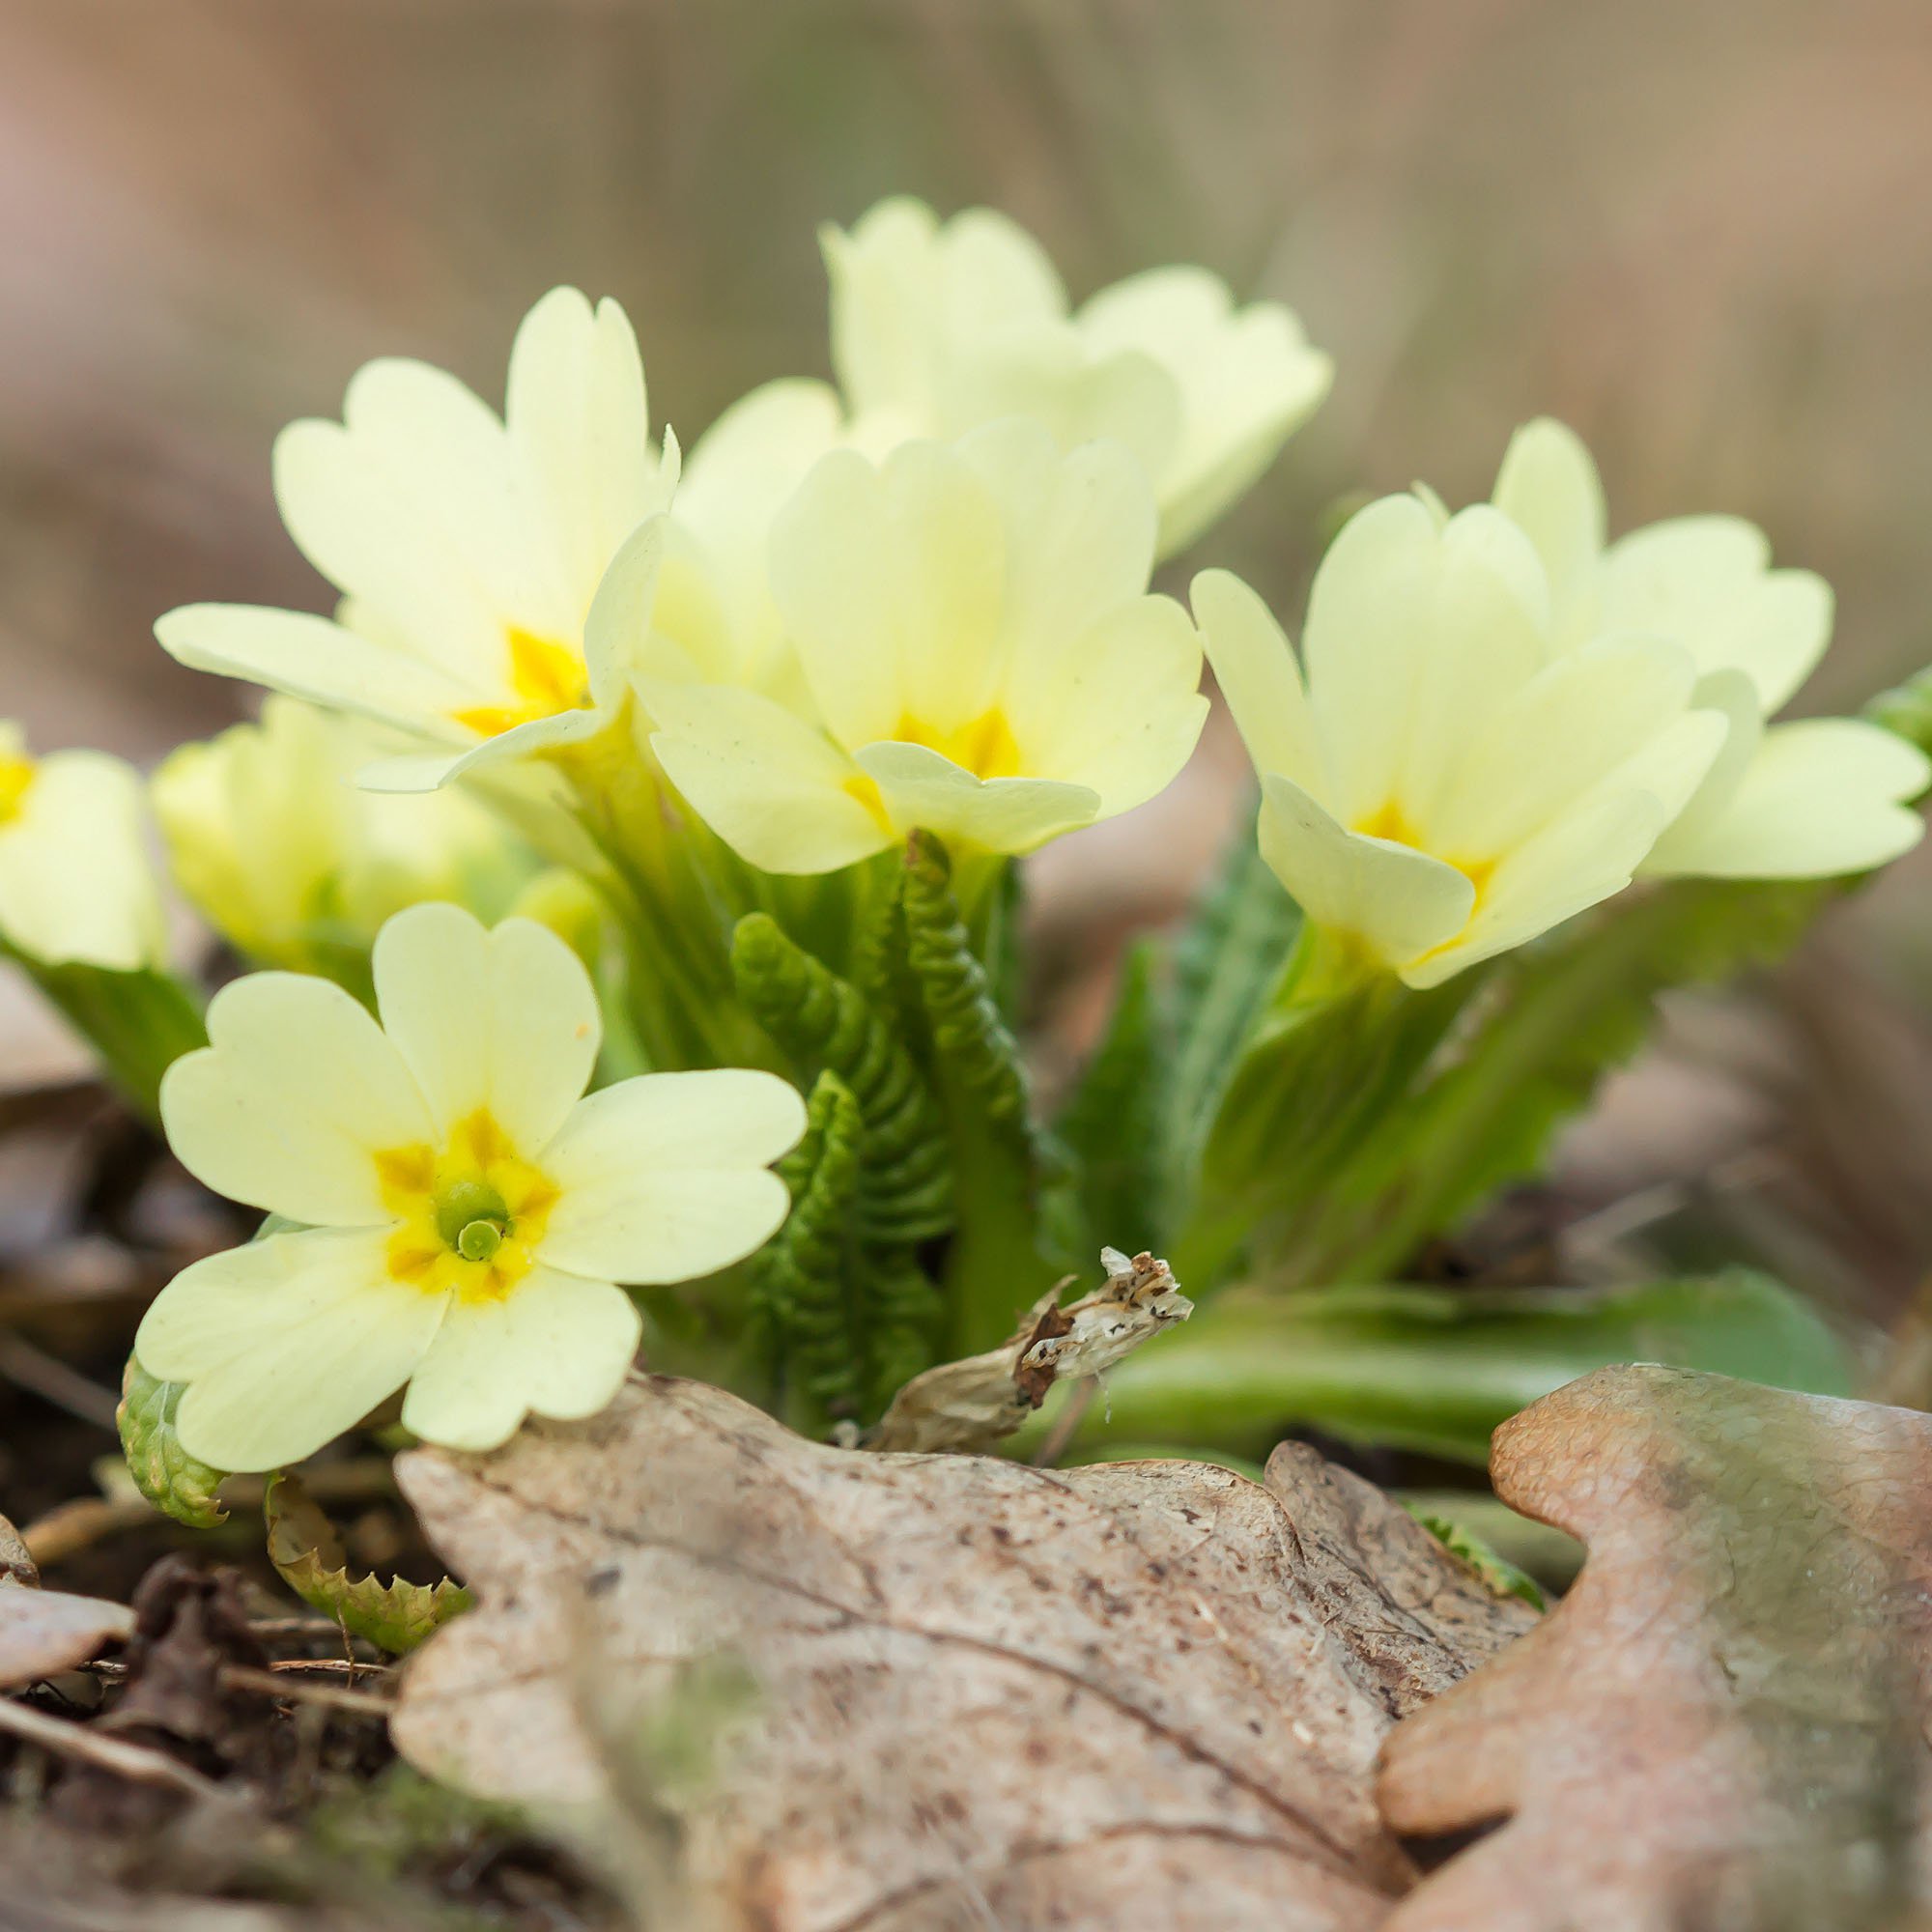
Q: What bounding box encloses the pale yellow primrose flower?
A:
[135,902,804,1468]
[650,379,845,706]
[153,697,535,974]
[829,198,1334,557]
[1196,497,1730,988]
[644,418,1208,875]
[0,724,166,972]
[704,196,1332,568]
[1488,418,1929,878]
[155,289,678,794]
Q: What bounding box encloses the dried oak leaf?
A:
[392,1374,1533,1931]
[0,1507,131,1688]
[1378,1364,1932,1931]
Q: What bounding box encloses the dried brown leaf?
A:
[1378,1365,1932,1930]
[866,1247,1192,1454]
[0,1574,131,1690]
[392,1373,1532,1931]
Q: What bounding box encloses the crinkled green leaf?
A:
[117,1355,228,1529]
[751,1070,866,1425]
[901,835,1077,1352]
[731,911,952,1243]
[901,834,1030,1127]
[750,1072,942,1433]
[265,1470,469,1655]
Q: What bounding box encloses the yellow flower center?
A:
[842,707,1025,828]
[896,707,1024,781]
[375,1107,559,1304]
[452,626,590,740]
[1353,799,1497,904]
[0,753,38,825]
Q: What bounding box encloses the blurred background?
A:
[4,0,1932,1343]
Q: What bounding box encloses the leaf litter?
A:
[1378,1365,1932,1930]
[393,1372,1535,1930]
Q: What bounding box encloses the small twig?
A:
[1562,1145,1783,1275]
[0,1329,119,1431]
[266,1657,389,1677]
[217,1663,392,1717]
[17,1498,152,1568]
[245,1615,349,1639]
[0,1695,221,1797]
[1030,1377,1100,1467]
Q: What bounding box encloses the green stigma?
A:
[456,1219,504,1263]
[436,1178,509,1257]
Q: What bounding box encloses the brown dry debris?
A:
[392,1372,1533,1931]
[50,1555,287,1832]
[0,1506,133,1690]
[0,1580,131,1691]
[866,1247,1193,1454]
[1378,1364,1932,1930]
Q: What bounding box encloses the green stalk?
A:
[1283,878,1829,1286]
[1171,931,1480,1291]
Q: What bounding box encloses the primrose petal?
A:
[141,912,803,1462]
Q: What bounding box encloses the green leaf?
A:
[265,1471,469,1655]
[1177,953,1478,1290]
[1052,940,1170,1256]
[731,911,952,1243]
[1291,877,1828,1285]
[117,1356,228,1528]
[1406,1506,1547,1611]
[901,834,1030,1128]
[845,854,909,1015]
[856,1244,949,1414]
[900,835,1075,1352]
[1165,822,1300,1179]
[749,1071,941,1432]
[14,958,206,1130]
[1397,1491,1582,1592]
[1048,1269,1853,1465]
[1864,661,1932,756]
[750,1069,866,1426]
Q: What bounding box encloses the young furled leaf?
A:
[1406,1508,1547,1613]
[117,1356,228,1529]
[900,835,1079,1350]
[748,1071,942,1433]
[731,912,952,1243]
